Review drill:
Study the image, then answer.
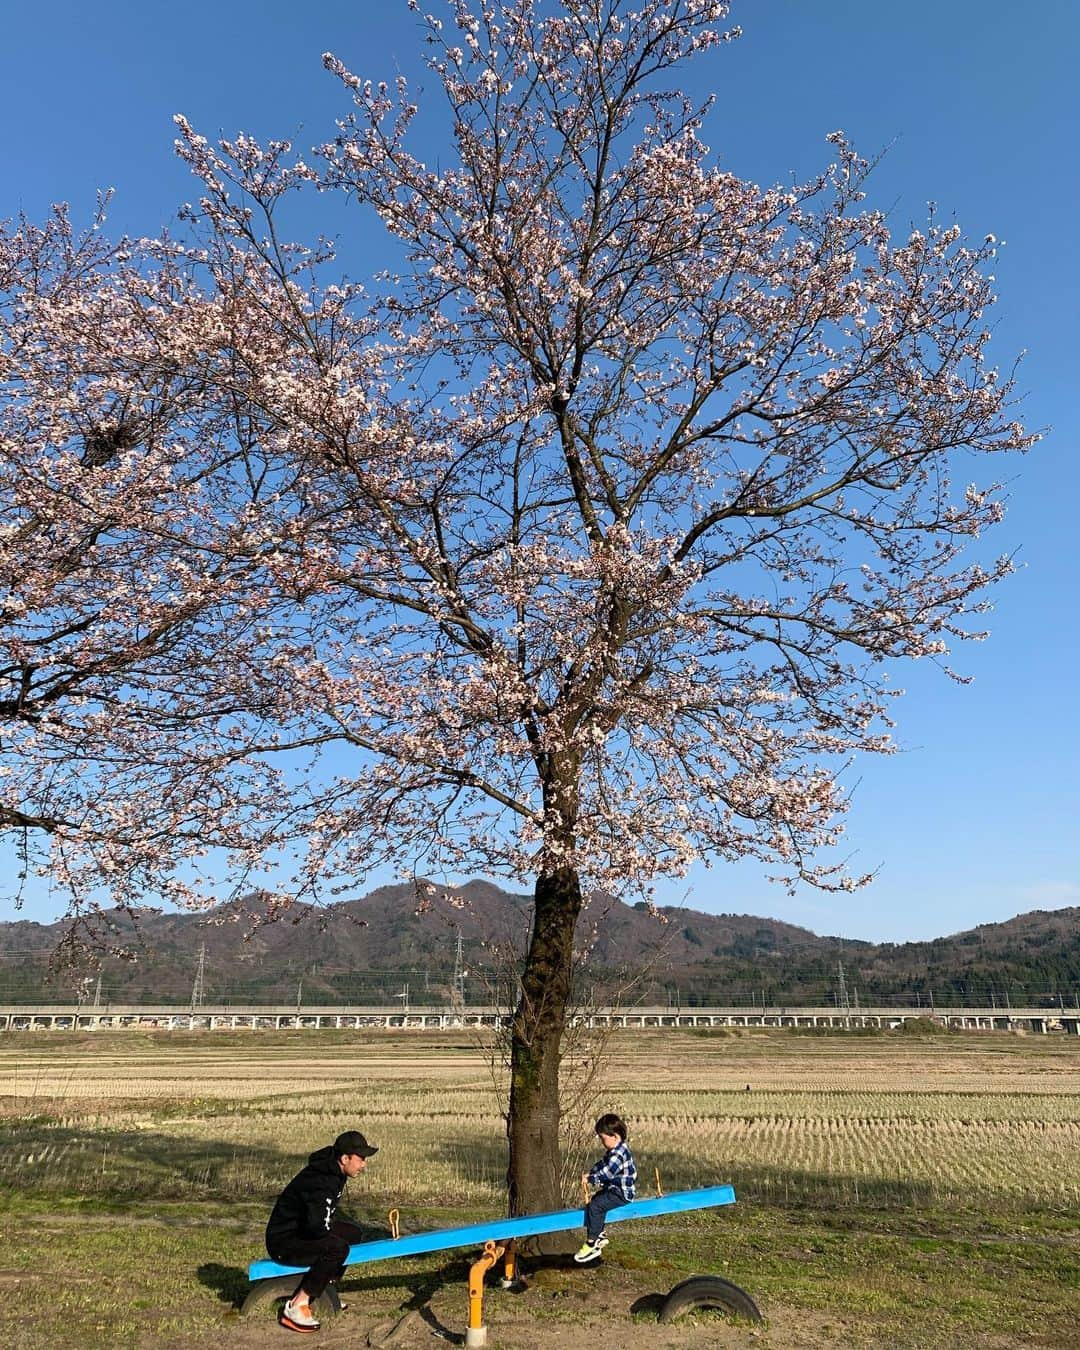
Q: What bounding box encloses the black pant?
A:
[584,1187,629,1241]
[269,1218,367,1300]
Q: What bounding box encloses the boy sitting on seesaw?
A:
[575,1112,637,1262]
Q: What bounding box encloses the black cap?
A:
[334,1129,378,1159]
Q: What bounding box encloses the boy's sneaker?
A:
[573,1240,602,1263]
[280,1296,320,1332]
[593,1231,609,1249]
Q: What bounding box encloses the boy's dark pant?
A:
[584,1188,629,1241]
[268,1218,367,1299]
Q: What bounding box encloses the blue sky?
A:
[2,1,1077,943]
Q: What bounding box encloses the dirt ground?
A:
[138,1259,1075,1350]
[149,1300,1064,1350]
[158,1287,796,1350]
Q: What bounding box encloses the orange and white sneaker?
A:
[281,1296,320,1332]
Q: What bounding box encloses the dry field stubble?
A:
[0,1027,1077,1348]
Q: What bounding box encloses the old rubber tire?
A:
[240,1274,296,1316]
[240,1274,342,1320]
[658,1275,762,1324]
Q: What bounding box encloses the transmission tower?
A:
[836,960,850,1017]
[452,935,466,1007]
[190,943,206,1010]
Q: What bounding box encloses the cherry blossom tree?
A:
[2,0,1034,1213]
[0,204,298,930]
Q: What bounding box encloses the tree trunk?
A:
[506,862,583,1219]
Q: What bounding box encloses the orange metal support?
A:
[501,1239,518,1287]
[466,1238,507,1347]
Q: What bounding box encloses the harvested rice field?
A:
[0,1026,1076,1348]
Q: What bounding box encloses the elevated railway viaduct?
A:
[2,1003,1077,1034]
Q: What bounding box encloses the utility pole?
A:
[93,972,102,1008]
[190,944,206,1011]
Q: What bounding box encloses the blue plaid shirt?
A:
[587,1139,637,1201]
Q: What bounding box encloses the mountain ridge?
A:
[1,882,1076,1008]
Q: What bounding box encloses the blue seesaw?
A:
[242,1183,761,1345]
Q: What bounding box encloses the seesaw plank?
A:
[248,1184,736,1281]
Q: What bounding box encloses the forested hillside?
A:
[0,883,1076,1008]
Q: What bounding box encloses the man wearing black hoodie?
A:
[265,1129,378,1332]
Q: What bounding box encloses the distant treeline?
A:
[1,951,1076,1010]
